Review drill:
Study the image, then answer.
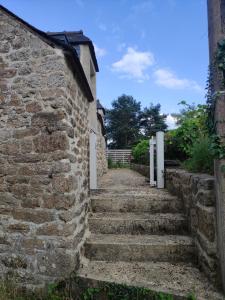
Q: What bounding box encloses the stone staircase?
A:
[78,188,224,300]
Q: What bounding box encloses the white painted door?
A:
[89,131,97,189]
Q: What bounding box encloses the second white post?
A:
[156,131,164,189]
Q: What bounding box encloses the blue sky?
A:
[1,0,208,117]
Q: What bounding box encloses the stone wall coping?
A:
[166,168,215,181]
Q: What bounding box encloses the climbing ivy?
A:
[206,40,225,159]
[216,39,225,86]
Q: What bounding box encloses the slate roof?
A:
[97,112,106,135]
[47,31,99,72]
[0,5,94,102]
[97,100,105,114]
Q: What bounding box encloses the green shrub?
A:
[132,140,149,165]
[108,158,130,169]
[165,130,187,161]
[183,136,214,174]
[108,157,113,169]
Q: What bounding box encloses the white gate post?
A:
[90,130,97,189]
[156,131,164,189]
[149,137,156,187]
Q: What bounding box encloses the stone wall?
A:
[130,163,149,178]
[0,10,90,288]
[208,1,225,290]
[166,169,220,286]
[96,120,107,180]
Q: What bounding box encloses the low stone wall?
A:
[166,169,220,286]
[131,162,180,178]
[130,163,149,178]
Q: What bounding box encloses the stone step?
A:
[91,194,182,213]
[91,188,172,196]
[89,212,188,235]
[77,261,224,300]
[84,234,195,263]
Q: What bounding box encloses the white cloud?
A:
[94,44,107,58]
[166,114,178,129]
[154,68,202,92]
[112,47,154,82]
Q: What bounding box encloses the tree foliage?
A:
[140,103,168,137]
[106,95,141,149]
[106,96,167,149]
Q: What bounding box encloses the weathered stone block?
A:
[0,193,19,207]
[2,255,27,269]
[0,41,10,53]
[33,132,69,153]
[31,111,65,128]
[198,177,214,190]
[9,183,30,198]
[13,128,39,139]
[0,68,16,78]
[12,209,55,224]
[26,102,42,113]
[20,139,33,154]
[46,72,66,88]
[20,238,45,256]
[197,203,216,242]
[195,189,215,206]
[42,193,76,210]
[58,210,75,222]
[21,197,41,209]
[36,250,79,277]
[196,240,220,286]
[36,222,76,237]
[8,49,30,61]
[52,175,77,193]
[0,141,19,155]
[7,223,30,233]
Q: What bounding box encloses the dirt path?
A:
[99,168,148,189]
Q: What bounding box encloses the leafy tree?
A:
[106,94,141,149]
[174,101,208,156]
[140,103,168,137]
[165,101,208,160]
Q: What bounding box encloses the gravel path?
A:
[99,168,149,189]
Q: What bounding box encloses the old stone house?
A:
[0,5,107,287]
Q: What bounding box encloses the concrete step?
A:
[91,194,182,213]
[89,212,188,235]
[78,261,224,300]
[84,234,195,263]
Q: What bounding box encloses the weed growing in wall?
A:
[0,278,198,300]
